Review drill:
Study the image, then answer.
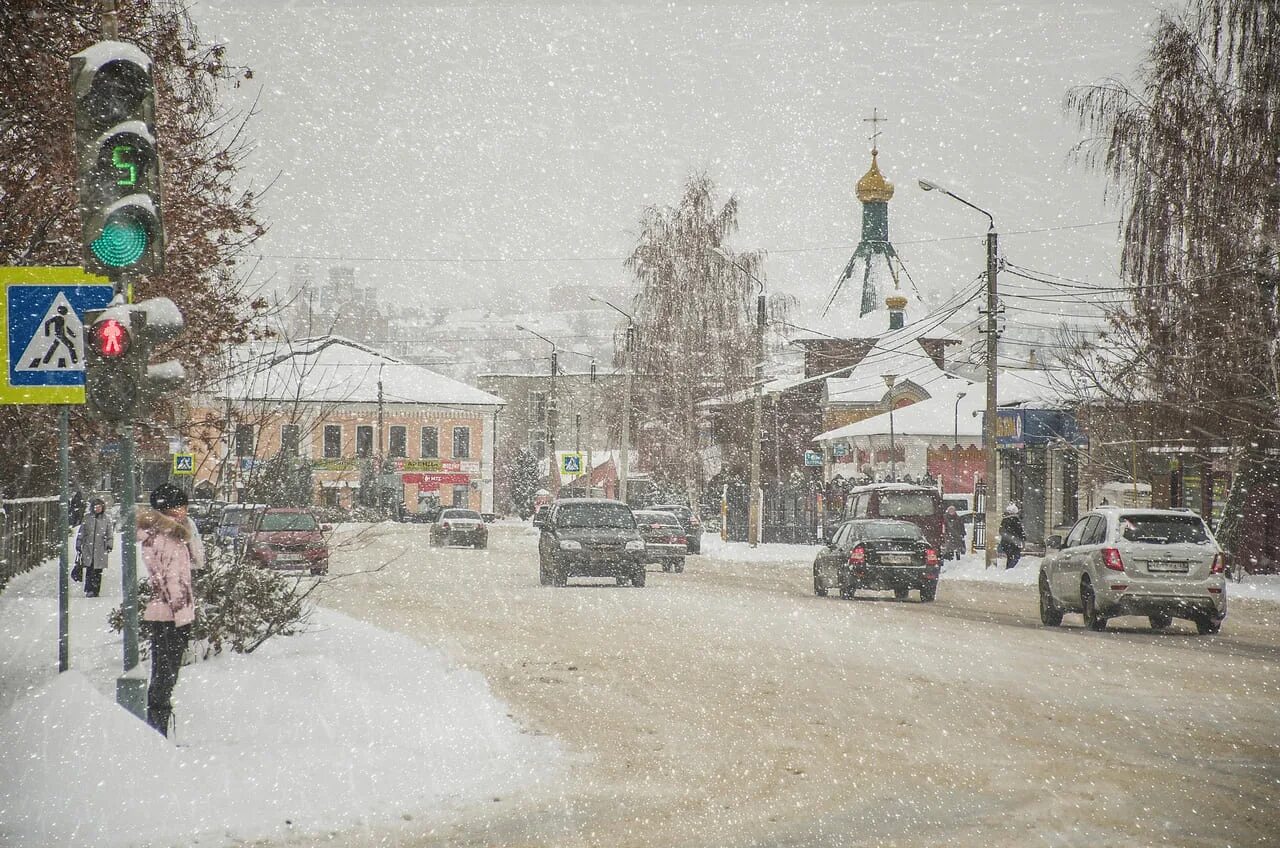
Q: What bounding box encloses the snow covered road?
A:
[315,522,1280,847]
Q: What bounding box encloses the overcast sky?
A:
[194,0,1163,328]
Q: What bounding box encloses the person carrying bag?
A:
[75,498,113,597]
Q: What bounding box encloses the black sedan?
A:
[812,519,940,602]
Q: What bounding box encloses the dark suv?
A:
[538,499,646,587]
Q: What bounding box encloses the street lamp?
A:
[920,177,1000,568]
[587,295,635,504]
[953,391,967,493]
[515,324,559,489]
[882,373,898,482]
[707,245,767,547]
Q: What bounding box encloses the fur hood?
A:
[137,507,191,541]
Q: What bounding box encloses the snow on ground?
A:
[0,541,558,848]
[699,532,819,565]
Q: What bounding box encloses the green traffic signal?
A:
[90,213,149,267]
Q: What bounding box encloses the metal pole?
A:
[548,349,558,492]
[116,421,145,718]
[619,326,633,504]
[587,362,596,497]
[749,294,765,546]
[888,394,897,482]
[58,407,70,673]
[984,230,1000,568]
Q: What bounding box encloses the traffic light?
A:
[83,297,185,422]
[70,42,165,277]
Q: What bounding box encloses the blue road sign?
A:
[804,450,824,467]
[173,453,194,475]
[1,268,114,404]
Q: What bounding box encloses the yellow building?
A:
[188,337,503,512]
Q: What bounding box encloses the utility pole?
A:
[620,325,634,505]
[548,348,558,491]
[984,229,1000,568]
[749,293,765,546]
[376,365,384,512]
[587,361,596,497]
[918,178,999,568]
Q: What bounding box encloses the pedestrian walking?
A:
[998,503,1026,570]
[137,483,196,737]
[68,489,86,526]
[943,506,967,560]
[75,498,113,597]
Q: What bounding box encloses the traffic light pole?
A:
[58,407,70,673]
[116,420,145,718]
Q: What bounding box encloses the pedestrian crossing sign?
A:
[561,453,583,475]
[172,453,194,475]
[0,267,114,405]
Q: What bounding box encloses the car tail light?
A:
[1210,553,1227,575]
[675,535,687,545]
[1101,547,1125,572]
[925,549,939,566]
[849,546,866,565]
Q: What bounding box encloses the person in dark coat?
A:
[943,506,967,560]
[998,503,1026,569]
[68,490,86,526]
[75,498,113,597]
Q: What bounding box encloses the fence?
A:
[0,497,63,592]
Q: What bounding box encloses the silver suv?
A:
[1038,508,1227,634]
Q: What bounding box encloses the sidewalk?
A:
[0,541,558,848]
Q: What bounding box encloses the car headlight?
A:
[559,540,582,551]
[625,540,645,552]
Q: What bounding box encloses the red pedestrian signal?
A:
[92,318,130,357]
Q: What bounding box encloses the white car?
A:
[1039,508,1227,634]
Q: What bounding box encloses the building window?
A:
[356,425,373,458]
[452,484,469,508]
[529,429,547,460]
[530,390,547,425]
[235,424,254,458]
[452,426,471,459]
[281,424,300,457]
[388,426,407,458]
[420,426,438,458]
[323,425,342,458]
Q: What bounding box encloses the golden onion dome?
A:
[885,294,909,310]
[856,151,895,203]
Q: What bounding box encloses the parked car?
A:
[538,498,646,587]
[649,502,704,553]
[430,508,488,548]
[634,509,687,572]
[243,507,329,576]
[213,504,264,551]
[1038,507,1227,634]
[840,484,945,550]
[191,500,225,536]
[813,519,940,602]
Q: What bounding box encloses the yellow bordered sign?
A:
[0,267,113,405]
[172,453,195,475]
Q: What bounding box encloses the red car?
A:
[243,508,329,576]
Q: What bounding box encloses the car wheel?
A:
[633,568,646,588]
[839,582,856,600]
[552,566,567,588]
[920,582,937,603]
[1149,614,1173,631]
[1194,615,1221,635]
[689,540,701,554]
[1081,578,1107,632]
[616,576,630,586]
[894,587,910,601]
[662,562,672,573]
[1039,573,1064,626]
[813,574,828,597]
[309,566,327,577]
[675,559,684,573]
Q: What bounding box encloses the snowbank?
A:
[0,551,558,848]
[700,532,819,566]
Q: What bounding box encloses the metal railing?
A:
[0,496,63,592]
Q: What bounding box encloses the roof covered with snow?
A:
[219,337,504,407]
[815,388,983,442]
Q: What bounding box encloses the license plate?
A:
[277,554,304,563]
[1147,561,1190,573]
[881,553,913,565]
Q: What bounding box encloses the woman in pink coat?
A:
[137,483,196,736]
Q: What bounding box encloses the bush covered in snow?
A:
[110,558,313,658]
